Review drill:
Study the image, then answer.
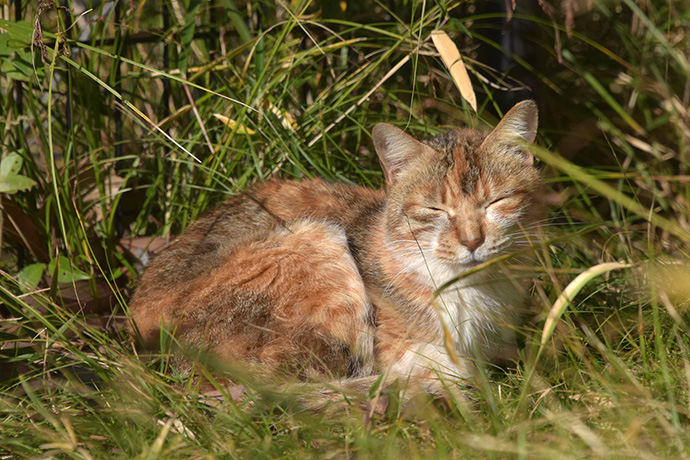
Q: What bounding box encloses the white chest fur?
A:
[431,267,521,361]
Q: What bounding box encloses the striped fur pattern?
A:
[129,100,542,398]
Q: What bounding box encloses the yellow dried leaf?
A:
[266,101,297,132]
[541,261,632,346]
[430,30,477,112]
[212,113,256,135]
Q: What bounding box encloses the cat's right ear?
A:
[372,123,430,185]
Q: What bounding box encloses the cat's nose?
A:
[461,236,484,252]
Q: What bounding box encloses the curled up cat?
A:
[128,100,542,408]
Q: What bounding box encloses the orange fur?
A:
[129,100,542,398]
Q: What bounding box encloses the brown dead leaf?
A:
[197,384,248,409]
[430,30,477,112]
[1,197,49,262]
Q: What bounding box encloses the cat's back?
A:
[130,178,384,312]
[245,178,384,228]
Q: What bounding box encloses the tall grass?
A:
[1,0,690,457]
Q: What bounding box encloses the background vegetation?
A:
[1,0,690,457]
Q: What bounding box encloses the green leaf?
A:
[0,29,40,81]
[47,258,92,284]
[17,263,46,292]
[0,31,32,56]
[0,152,22,176]
[0,153,37,193]
[367,374,385,398]
[0,20,36,44]
[0,33,11,56]
[9,58,36,79]
[0,173,37,194]
[1,60,31,81]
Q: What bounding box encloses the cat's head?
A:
[372,100,541,278]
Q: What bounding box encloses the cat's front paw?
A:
[384,341,474,399]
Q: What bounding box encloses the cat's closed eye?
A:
[485,193,526,209]
[485,195,525,223]
[486,196,511,208]
[403,202,448,220]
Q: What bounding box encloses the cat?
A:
[128,100,542,402]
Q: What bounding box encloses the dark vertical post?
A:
[162,0,171,117]
[13,0,25,270]
[114,0,124,236]
[114,0,122,161]
[473,0,542,112]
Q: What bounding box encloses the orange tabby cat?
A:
[129,100,541,399]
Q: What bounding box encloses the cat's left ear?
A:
[481,100,538,165]
[372,123,433,185]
